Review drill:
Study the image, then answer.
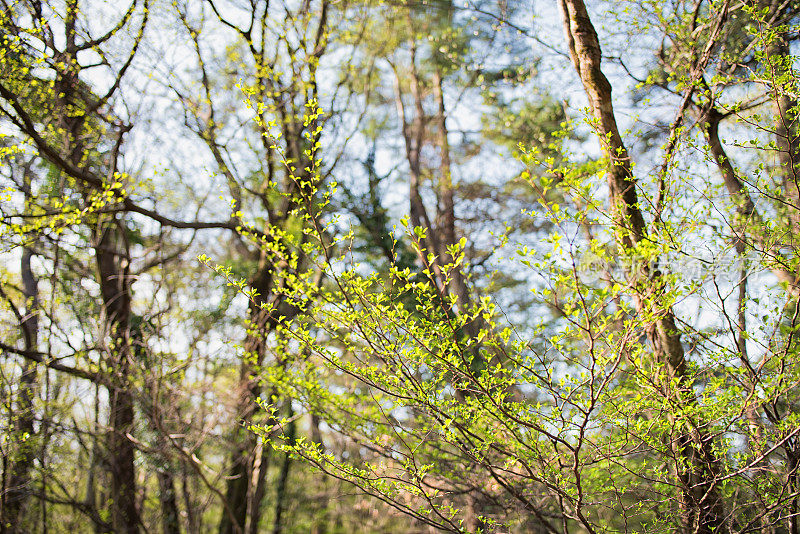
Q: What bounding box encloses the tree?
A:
[0,151,41,533]
[168,1,340,531]
[4,1,800,532]
[238,1,800,532]
[1,1,149,529]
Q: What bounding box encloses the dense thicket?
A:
[1,1,800,533]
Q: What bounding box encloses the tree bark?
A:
[765,33,800,530]
[394,39,446,293]
[60,11,142,529]
[181,465,199,534]
[309,413,328,534]
[770,36,800,234]
[432,68,469,311]
[247,436,270,534]
[218,312,268,534]
[95,223,140,534]
[157,469,181,534]
[219,263,276,534]
[1,245,39,533]
[270,403,296,534]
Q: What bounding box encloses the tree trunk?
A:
[394,39,445,292]
[219,247,306,534]
[219,266,274,534]
[218,368,260,534]
[309,413,328,534]
[769,35,800,234]
[1,245,39,533]
[558,1,727,531]
[246,436,270,534]
[86,383,103,534]
[95,224,140,534]
[703,107,798,291]
[271,403,296,534]
[767,36,800,532]
[158,470,181,534]
[432,68,470,311]
[181,464,199,534]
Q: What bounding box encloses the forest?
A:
[1,0,800,532]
